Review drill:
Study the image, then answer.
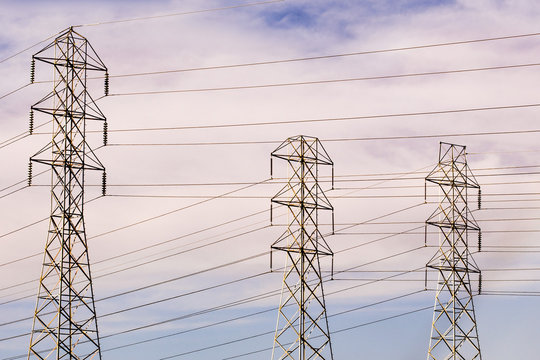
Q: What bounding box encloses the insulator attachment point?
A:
[478,273,483,295]
[30,58,35,84]
[103,122,108,146]
[478,188,482,210]
[28,161,33,187]
[29,110,34,135]
[104,72,109,96]
[102,171,107,196]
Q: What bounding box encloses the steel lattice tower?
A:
[27,27,108,360]
[269,135,334,360]
[425,142,482,360]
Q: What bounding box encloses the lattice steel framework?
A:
[27,27,108,360]
[270,135,334,360]
[425,142,482,360]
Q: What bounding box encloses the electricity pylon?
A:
[425,142,482,360]
[270,135,334,360]
[27,27,108,360]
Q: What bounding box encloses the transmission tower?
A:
[27,27,109,360]
[269,135,335,360]
[425,142,482,360]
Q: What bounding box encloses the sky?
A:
[1,0,540,359]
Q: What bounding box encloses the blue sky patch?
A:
[263,5,318,29]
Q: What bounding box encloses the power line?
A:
[107,63,540,96]
[93,208,268,265]
[1,172,538,274]
[74,0,284,27]
[0,83,31,101]
[0,31,62,64]
[2,239,536,354]
[0,178,271,268]
[0,201,421,300]
[98,267,540,355]
[0,276,425,358]
[106,127,540,147]
[0,0,283,66]
[0,168,429,266]
[159,289,430,359]
[0,213,271,300]
[0,209,427,324]
[103,289,423,354]
[0,260,424,348]
[0,121,50,148]
[0,194,101,244]
[24,33,540,83]
[2,27,539,102]
[26,164,540,187]
[106,58,540,80]
[0,167,537,245]
[90,179,270,241]
[5,42,539,102]
[101,191,540,200]
[1,171,536,334]
[98,263,427,343]
[82,102,540,134]
[336,229,540,235]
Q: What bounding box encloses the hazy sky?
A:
[1,0,539,359]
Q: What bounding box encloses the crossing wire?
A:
[0,202,423,302]
[0,250,429,345]
[0,168,538,275]
[1,225,538,353]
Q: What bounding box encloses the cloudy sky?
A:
[1,0,540,359]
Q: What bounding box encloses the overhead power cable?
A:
[0,179,271,270]
[1,167,537,278]
[0,121,51,150]
[103,289,423,353]
[0,0,283,65]
[0,83,31,101]
[0,278,424,358]
[26,177,540,190]
[74,0,284,27]
[219,304,441,360]
[0,204,425,325]
[80,102,540,134]
[97,263,427,344]
[0,31,62,64]
[0,165,537,251]
[107,63,540,96]
[0,166,427,271]
[158,289,431,359]
[21,32,540,83]
[102,191,540,200]
[5,34,539,101]
[0,214,269,298]
[0,253,427,346]
[90,178,270,240]
[0,200,420,302]
[107,127,540,147]
[106,58,540,80]
[94,208,268,265]
[3,28,540,102]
